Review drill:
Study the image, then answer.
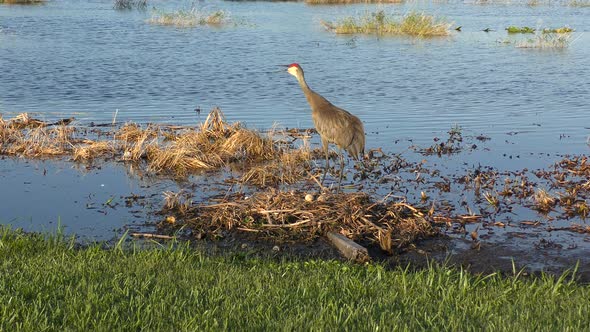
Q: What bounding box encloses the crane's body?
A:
[285,63,365,189]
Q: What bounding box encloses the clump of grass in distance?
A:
[114,0,147,10]
[305,0,403,4]
[323,10,452,37]
[542,27,573,33]
[516,33,571,49]
[569,0,590,6]
[147,8,228,27]
[506,26,536,33]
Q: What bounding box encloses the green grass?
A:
[323,10,452,37]
[506,26,536,33]
[1,228,589,330]
[147,8,228,27]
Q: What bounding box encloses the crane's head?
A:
[285,63,303,78]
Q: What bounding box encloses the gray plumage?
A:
[286,63,365,188]
[287,64,365,160]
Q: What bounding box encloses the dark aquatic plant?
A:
[114,0,147,11]
[0,0,45,4]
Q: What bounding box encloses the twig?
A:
[112,109,119,126]
[261,219,313,228]
[131,233,175,239]
[236,227,260,232]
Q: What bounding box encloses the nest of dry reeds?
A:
[173,189,436,253]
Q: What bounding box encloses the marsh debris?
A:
[165,189,437,254]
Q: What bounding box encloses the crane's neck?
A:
[294,72,315,105]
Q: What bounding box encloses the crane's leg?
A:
[321,138,330,186]
[336,149,345,193]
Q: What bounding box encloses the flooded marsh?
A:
[1,0,589,275]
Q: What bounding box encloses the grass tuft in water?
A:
[569,0,590,6]
[147,8,228,27]
[516,32,572,49]
[532,188,556,213]
[322,10,452,37]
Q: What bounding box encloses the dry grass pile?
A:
[0,108,313,181]
[73,141,116,161]
[239,146,313,186]
[179,189,436,253]
[143,108,276,175]
[0,114,77,158]
[550,156,589,218]
[322,10,452,37]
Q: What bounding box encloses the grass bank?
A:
[1,228,589,330]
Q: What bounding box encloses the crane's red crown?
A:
[288,63,301,69]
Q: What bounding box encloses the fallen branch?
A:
[131,233,176,240]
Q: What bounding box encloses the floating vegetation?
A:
[306,0,403,4]
[147,8,228,27]
[418,125,466,156]
[532,188,556,213]
[506,26,535,34]
[516,32,571,49]
[322,10,452,37]
[542,27,573,33]
[114,0,147,10]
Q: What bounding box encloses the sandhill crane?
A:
[283,63,365,190]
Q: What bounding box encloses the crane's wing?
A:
[312,104,365,160]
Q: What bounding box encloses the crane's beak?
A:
[278,64,290,71]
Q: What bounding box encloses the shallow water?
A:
[1,0,589,249]
[1,0,589,153]
[0,158,168,240]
